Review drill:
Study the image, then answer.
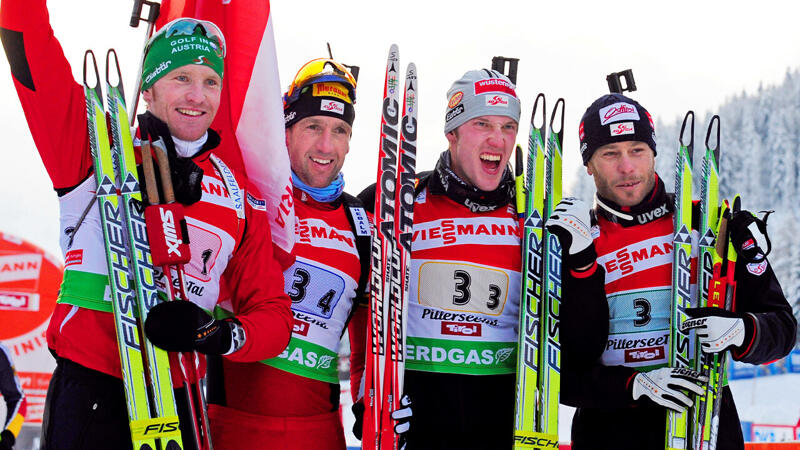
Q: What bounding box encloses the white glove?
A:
[682,308,747,353]
[632,367,708,412]
[544,197,596,269]
[390,395,412,450]
[391,394,412,434]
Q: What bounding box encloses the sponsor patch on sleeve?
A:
[65,249,84,267]
[247,192,267,211]
[746,260,768,276]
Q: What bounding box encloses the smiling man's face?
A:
[142,64,222,141]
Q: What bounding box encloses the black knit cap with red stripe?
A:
[578,93,657,165]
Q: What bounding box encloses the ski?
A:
[691,115,721,450]
[538,98,564,444]
[383,61,417,450]
[666,111,695,450]
[513,94,550,449]
[83,50,181,450]
[104,49,186,449]
[365,44,401,450]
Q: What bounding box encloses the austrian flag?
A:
[156,0,295,264]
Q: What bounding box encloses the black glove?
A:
[0,429,15,450]
[683,307,753,354]
[544,197,597,269]
[351,400,364,440]
[144,301,245,355]
[631,367,707,413]
[729,209,771,263]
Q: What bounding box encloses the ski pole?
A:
[129,0,161,125]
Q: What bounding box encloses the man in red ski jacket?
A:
[358,68,523,450]
[548,93,796,450]
[0,2,292,449]
[205,57,371,449]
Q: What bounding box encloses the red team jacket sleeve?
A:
[0,0,93,190]
[348,302,368,402]
[221,182,292,363]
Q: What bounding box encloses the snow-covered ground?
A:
[729,373,800,425]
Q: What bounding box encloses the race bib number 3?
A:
[417,262,509,316]
[285,261,344,319]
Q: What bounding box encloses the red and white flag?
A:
[156,0,294,263]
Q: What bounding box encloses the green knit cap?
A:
[141,18,225,90]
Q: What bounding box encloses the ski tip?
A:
[549,98,565,134]
[705,115,721,164]
[406,62,417,78]
[389,44,399,59]
[531,93,546,128]
[680,111,695,150]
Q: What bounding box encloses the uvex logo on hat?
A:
[320,99,344,115]
[474,78,516,96]
[599,102,640,125]
[485,95,509,106]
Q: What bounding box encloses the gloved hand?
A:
[631,367,707,413]
[0,429,15,450]
[351,400,364,440]
[683,307,752,354]
[391,395,412,450]
[144,301,245,355]
[351,395,412,448]
[729,209,771,263]
[544,197,596,270]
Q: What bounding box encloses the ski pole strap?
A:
[67,195,98,248]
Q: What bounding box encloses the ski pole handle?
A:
[140,140,160,205]
[150,142,176,203]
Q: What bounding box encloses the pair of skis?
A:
[667,113,738,450]
[364,44,418,450]
[83,49,211,450]
[513,94,565,450]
